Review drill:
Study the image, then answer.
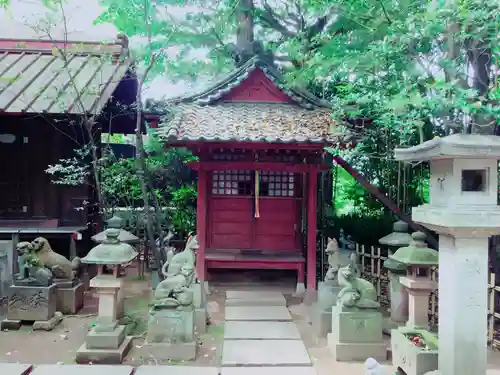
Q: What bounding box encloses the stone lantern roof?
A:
[379,221,412,247]
[389,232,438,266]
[91,215,140,244]
[83,228,138,265]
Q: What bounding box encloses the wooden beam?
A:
[188,160,329,172]
[332,155,438,248]
[196,169,208,281]
[307,171,318,291]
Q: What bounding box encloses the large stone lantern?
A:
[380,221,412,333]
[75,228,138,364]
[395,134,500,375]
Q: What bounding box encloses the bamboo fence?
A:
[354,243,497,349]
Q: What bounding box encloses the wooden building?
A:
[0,36,138,262]
[157,56,348,296]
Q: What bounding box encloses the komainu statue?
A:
[15,241,53,286]
[30,237,82,280]
[324,237,340,286]
[337,263,380,310]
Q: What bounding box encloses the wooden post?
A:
[196,168,208,281]
[306,171,318,293]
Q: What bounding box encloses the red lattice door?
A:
[208,170,300,251]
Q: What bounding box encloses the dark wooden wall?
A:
[0,115,92,227]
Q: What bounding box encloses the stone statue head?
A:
[31,237,51,253]
[338,263,356,281]
[325,237,339,254]
[16,241,33,256]
[186,235,199,252]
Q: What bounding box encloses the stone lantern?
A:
[380,221,412,333]
[388,232,438,329]
[75,228,138,364]
[395,134,500,375]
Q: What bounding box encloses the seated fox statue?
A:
[337,263,380,310]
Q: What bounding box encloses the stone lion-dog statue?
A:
[30,237,82,280]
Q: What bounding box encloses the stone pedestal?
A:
[312,283,341,337]
[54,279,84,314]
[76,275,132,364]
[145,305,197,360]
[1,284,63,331]
[384,271,409,334]
[193,282,209,334]
[400,276,436,329]
[327,307,386,361]
[392,327,438,375]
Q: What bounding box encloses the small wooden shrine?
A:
[157,56,348,295]
[0,35,138,261]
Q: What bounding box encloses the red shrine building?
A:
[157,56,348,295]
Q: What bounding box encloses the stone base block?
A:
[225,296,286,306]
[311,307,332,338]
[147,307,195,343]
[56,282,84,314]
[75,335,132,364]
[86,325,127,349]
[333,309,384,343]
[143,340,197,361]
[195,308,207,334]
[383,316,405,335]
[2,312,63,331]
[32,312,63,331]
[6,284,57,321]
[327,335,387,361]
[0,319,22,330]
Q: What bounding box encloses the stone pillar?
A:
[388,271,409,324]
[438,235,488,375]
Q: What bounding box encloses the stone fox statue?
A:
[337,263,380,310]
[30,237,82,280]
[153,263,196,307]
[161,235,198,279]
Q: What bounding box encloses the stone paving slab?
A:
[135,365,219,375]
[224,321,301,339]
[221,367,317,375]
[0,363,32,375]
[222,339,311,366]
[225,295,286,306]
[226,290,284,299]
[30,365,134,375]
[225,306,291,321]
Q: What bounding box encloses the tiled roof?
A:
[0,37,133,115]
[157,56,346,144]
[157,101,342,143]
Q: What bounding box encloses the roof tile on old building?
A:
[0,36,133,115]
[157,56,345,144]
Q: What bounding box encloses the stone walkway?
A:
[221,290,317,375]
[1,290,318,375]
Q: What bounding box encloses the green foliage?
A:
[170,184,197,234]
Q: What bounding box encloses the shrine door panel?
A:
[209,170,254,249]
[253,198,298,251]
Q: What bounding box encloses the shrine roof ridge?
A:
[395,134,500,162]
[167,55,331,109]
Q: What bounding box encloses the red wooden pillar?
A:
[306,170,318,292]
[196,168,208,281]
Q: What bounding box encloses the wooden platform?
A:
[205,249,305,283]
